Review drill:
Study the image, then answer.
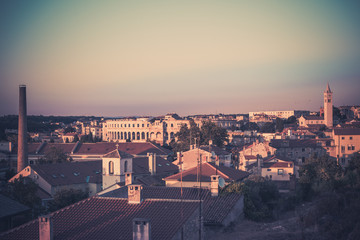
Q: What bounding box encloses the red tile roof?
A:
[31,161,102,187]
[270,139,319,148]
[1,197,199,240]
[19,142,172,156]
[102,149,133,159]
[333,128,360,136]
[263,161,293,168]
[132,157,178,175]
[199,145,230,155]
[75,142,171,156]
[164,162,249,183]
[302,115,324,121]
[99,185,243,225]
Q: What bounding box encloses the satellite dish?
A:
[218,177,225,188]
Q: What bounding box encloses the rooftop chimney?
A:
[133,218,151,240]
[125,172,133,185]
[147,153,156,175]
[39,215,53,240]
[210,175,220,197]
[18,85,28,173]
[128,184,143,204]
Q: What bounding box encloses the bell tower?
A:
[324,83,333,128]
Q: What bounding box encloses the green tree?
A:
[72,134,79,142]
[200,120,228,147]
[7,176,42,211]
[41,146,68,164]
[259,122,275,133]
[49,188,88,211]
[241,122,259,131]
[242,178,280,221]
[170,119,200,152]
[298,155,343,199]
[275,118,284,132]
[285,116,297,124]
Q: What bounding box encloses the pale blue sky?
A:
[1,0,360,116]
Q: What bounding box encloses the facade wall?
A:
[165,180,212,189]
[102,157,132,189]
[102,117,191,145]
[249,110,310,120]
[275,146,326,164]
[333,133,360,166]
[172,206,202,240]
[261,166,293,181]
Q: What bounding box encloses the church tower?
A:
[102,146,133,190]
[324,83,333,128]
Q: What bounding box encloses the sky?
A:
[1,0,360,117]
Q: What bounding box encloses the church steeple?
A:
[325,83,332,93]
[323,83,333,128]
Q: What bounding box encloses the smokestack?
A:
[39,215,53,240]
[133,218,151,240]
[18,85,28,173]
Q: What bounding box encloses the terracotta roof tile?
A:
[102,149,133,159]
[270,139,319,148]
[164,162,249,183]
[75,142,171,156]
[199,145,230,155]
[333,128,360,135]
[1,197,199,240]
[31,161,102,187]
[132,157,178,175]
[99,186,242,225]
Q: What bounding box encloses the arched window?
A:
[109,161,114,175]
[124,160,128,173]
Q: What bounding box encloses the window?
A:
[278,169,284,175]
[341,146,345,153]
[267,169,271,171]
[350,137,353,140]
[109,161,114,175]
[341,137,345,140]
[124,161,128,172]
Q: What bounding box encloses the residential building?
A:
[172,145,232,170]
[9,161,102,197]
[270,139,327,164]
[332,128,360,166]
[164,162,249,189]
[249,110,310,121]
[0,185,201,240]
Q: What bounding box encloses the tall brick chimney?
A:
[128,184,143,204]
[133,218,151,240]
[18,85,28,173]
[39,215,53,240]
[210,175,220,197]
